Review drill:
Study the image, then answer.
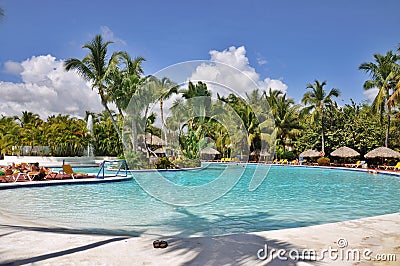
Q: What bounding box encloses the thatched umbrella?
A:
[364,147,400,159]
[153,147,166,154]
[200,147,220,155]
[200,147,220,160]
[145,133,166,146]
[259,151,271,162]
[299,149,320,158]
[330,146,360,158]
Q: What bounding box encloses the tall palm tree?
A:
[264,88,283,111]
[359,51,400,147]
[64,34,126,148]
[271,93,302,151]
[148,76,178,143]
[108,52,146,115]
[387,46,400,108]
[302,80,340,154]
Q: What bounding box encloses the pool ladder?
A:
[96,159,129,179]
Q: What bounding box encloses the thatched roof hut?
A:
[364,147,400,158]
[330,146,360,158]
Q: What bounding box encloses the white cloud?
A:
[100,26,127,46]
[256,52,268,66]
[257,58,267,66]
[188,46,287,98]
[0,55,103,119]
[363,88,378,101]
[3,61,23,75]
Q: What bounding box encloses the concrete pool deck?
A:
[0,212,398,265]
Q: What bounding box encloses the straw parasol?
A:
[145,133,166,146]
[364,147,400,159]
[299,149,320,158]
[330,146,360,158]
[153,147,166,154]
[200,147,220,155]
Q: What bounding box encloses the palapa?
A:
[299,149,320,158]
[330,146,360,158]
[364,147,400,158]
[200,147,220,155]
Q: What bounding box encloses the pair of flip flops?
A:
[153,240,168,249]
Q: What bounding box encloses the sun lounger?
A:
[345,161,363,168]
[59,164,87,179]
[385,162,400,171]
[4,169,26,182]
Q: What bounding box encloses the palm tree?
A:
[271,93,302,151]
[302,80,340,154]
[0,116,20,155]
[387,46,400,108]
[108,52,146,115]
[148,76,178,143]
[64,34,126,148]
[359,51,400,147]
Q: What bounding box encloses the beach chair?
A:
[59,164,87,179]
[4,169,26,182]
[346,161,361,168]
[26,168,57,181]
[386,162,400,171]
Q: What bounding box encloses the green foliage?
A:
[92,111,123,156]
[155,157,173,169]
[317,157,330,166]
[295,102,392,157]
[171,157,201,168]
[276,149,296,161]
[123,150,147,169]
[0,112,89,156]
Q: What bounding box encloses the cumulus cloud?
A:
[3,61,23,75]
[188,46,287,98]
[0,55,103,119]
[363,88,379,101]
[100,26,127,46]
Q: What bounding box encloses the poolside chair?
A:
[60,164,87,179]
[346,161,361,168]
[386,162,400,171]
[4,169,26,182]
[26,168,57,181]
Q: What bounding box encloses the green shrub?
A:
[275,149,296,161]
[317,157,330,166]
[156,157,173,169]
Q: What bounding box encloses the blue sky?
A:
[0,0,399,118]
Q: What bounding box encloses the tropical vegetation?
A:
[1,35,399,168]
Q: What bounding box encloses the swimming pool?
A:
[1,164,399,237]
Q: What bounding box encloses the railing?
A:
[96,159,129,179]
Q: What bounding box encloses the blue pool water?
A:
[0,164,399,237]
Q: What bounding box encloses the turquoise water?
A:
[0,164,399,237]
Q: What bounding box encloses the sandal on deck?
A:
[153,240,160,248]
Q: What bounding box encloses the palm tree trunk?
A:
[131,117,138,151]
[385,113,390,147]
[321,110,325,155]
[160,99,168,145]
[100,96,127,149]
